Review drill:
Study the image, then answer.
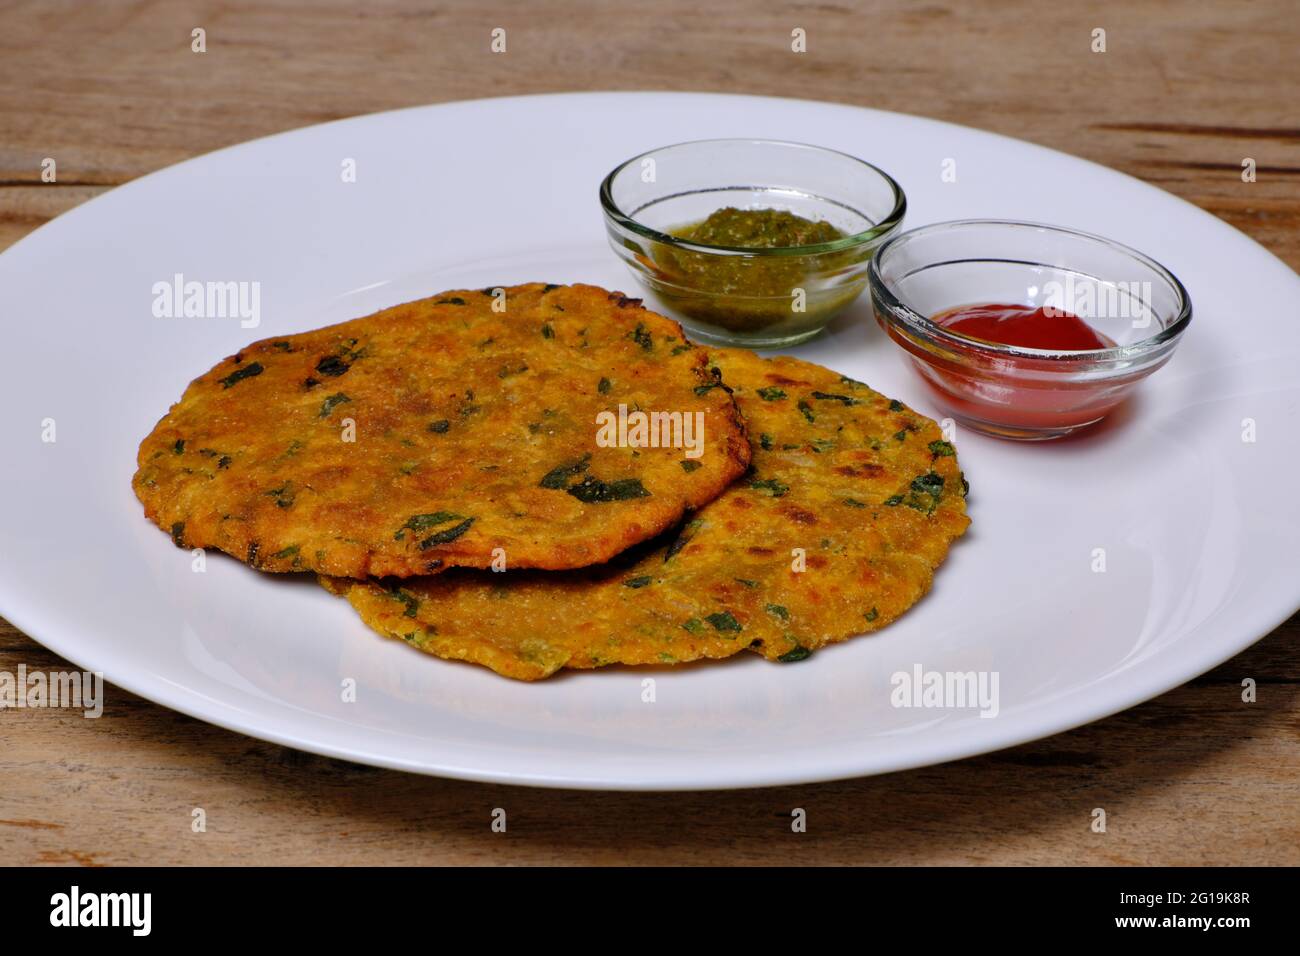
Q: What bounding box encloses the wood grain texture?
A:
[1,0,1296,866]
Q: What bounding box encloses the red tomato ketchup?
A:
[934,303,1116,352]
[914,302,1128,437]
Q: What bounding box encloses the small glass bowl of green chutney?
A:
[600,139,906,348]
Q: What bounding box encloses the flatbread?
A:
[133,283,750,577]
[323,349,970,679]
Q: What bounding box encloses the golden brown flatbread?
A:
[133,284,750,577]
[323,349,970,679]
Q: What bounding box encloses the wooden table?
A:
[2,0,1296,866]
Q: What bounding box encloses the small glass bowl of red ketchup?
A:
[867,220,1192,440]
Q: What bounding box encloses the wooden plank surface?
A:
[1,0,1297,865]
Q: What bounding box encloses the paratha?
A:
[323,349,970,679]
[134,284,750,577]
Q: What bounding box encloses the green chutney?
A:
[650,206,867,342]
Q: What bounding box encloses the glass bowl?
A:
[600,138,906,348]
[868,219,1192,440]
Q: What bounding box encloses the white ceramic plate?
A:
[2,93,1297,790]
